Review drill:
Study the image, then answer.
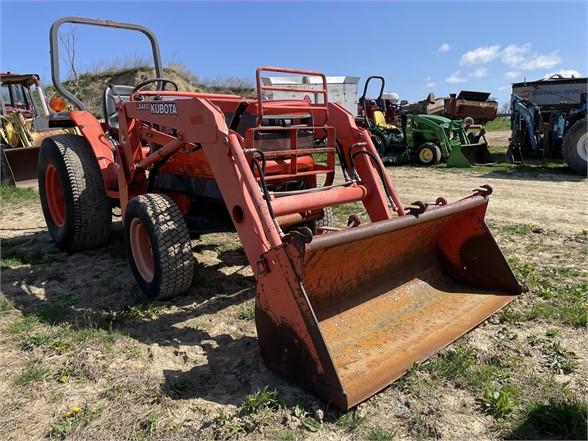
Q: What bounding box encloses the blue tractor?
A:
[508,76,587,175]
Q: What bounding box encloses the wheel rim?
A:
[577,133,588,162]
[129,218,155,282]
[419,148,434,163]
[45,164,65,227]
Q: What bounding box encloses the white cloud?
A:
[425,81,436,88]
[470,68,488,79]
[521,53,561,70]
[460,45,500,65]
[505,71,520,79]
[438,43,450,53]
[501,43,561,70]
[497,86,508,91]
[446,70,467,84]
[543,69,582,79]
[501,44,530,66]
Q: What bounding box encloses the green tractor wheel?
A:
[416,142,441,166]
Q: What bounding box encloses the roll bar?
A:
[50,16,163,110]
[360,76,385,102]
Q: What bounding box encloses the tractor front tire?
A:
[416,142,442,166]
[38,134,111,252]
[124,194,194,300]
[562,118,587,175]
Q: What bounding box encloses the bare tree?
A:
[60,29,79,82]
[499,101,511,115]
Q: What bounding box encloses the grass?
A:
[485,117,510,131]
[240,386,280,415]
[0,294,14,315]
[236,305,255,321]
[503,258,587,327]
[508,395,587,440]
[8,313,119,356]
[366,427,398,441]
[50,405,102,439]
[14,361,52,385]
[0,184,38,205]
[423,343,511,390]
[0,247,44,268]
[501,223,542,236]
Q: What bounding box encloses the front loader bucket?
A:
[447,143,494,167]
[255,194,520,409]
[1,146,40,186]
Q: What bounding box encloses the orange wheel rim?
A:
[129,218,155,282]
[45,164,65,227]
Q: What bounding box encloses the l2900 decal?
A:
[136,102,178,115]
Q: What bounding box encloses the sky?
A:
[1,0,587,107]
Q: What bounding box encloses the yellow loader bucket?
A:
[1,146,40,186]
[255,193,520,409]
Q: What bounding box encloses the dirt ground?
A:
[1,159,586,440]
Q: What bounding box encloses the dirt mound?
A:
[45,66,255,116]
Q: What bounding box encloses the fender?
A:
[68,111,118,192]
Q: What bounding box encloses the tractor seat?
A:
[103,85,134,137]
[372,110,397,130]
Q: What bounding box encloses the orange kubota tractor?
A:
[39,17,521,409]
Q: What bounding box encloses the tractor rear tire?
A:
[416,142,442,166]
[310,206,334,234]
[38,134,111,252]
[124,194,194,300]
[562,118,587,175]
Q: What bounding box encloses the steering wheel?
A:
[132,78,179,93]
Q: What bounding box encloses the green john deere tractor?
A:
[357,76,494,167]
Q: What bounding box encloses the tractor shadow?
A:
[0,223,310,407]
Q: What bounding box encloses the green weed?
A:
[336,411,365,432]
[236,305,255,321]
[542,341,578,375]
[240,386,280,415]
[409,414,439,440]
[480,386,517,418]
[293,404,321,432]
